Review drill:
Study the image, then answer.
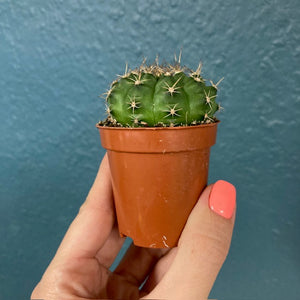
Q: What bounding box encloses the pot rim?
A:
[97,121,219,153]
[96,120,220,131]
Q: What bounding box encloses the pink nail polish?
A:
[209,180,236,219]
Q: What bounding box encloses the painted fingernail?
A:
[209,180,236,219]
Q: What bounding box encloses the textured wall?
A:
[0,0,299,299]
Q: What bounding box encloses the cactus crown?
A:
[100,58,222,127]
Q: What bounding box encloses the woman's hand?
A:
[31,154,236,300]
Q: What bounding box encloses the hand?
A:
[31,154,236,300]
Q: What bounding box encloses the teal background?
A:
[0,0,299,299]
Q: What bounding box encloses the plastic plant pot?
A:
[97,122,218,248]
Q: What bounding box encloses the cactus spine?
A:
[101,59,222,127]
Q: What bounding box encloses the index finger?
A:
[56,153,116,259]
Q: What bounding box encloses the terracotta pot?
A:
[97,122,219,248]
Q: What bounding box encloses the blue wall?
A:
[0,0,299,299]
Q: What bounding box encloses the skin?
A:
[31,154,236,300]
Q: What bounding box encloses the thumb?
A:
[145,180,236,300]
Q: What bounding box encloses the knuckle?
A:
[184,216,233,265]
[192,231,230,265]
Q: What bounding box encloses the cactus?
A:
[101,59,222,127]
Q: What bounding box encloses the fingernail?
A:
[209,180,236,219]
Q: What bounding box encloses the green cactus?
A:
[101,59,222,127]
